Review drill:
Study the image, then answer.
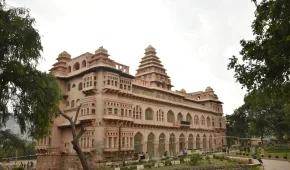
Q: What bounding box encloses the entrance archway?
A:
[196,134,200,149]
[179,134,185,151]
[203,134,207,151]
[134,132,143,153]
[147,132,155,157]
[169,133,176,156]
[209,135,213,150]
[158,133,166,156]
[188,134,194,149]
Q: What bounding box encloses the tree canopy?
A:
[228,0,290,91]
[0,0,62,138]
[228,0,290,141]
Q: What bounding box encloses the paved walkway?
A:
[227,155,290,170]
[255,159,290,170]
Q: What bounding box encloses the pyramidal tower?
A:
[135,45,173,90]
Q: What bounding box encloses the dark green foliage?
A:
[11,167,24,170]
[228,0,290,141]
[228,0,290,91]
[0,129,25,157]
[0,0,62,138]
[189,153,202,166]
[225,106,250,146]
[266,145,290,153]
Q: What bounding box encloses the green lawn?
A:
[141,159,236,170]
[234,151,290,160]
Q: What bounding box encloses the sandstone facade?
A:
[36,45,226,169]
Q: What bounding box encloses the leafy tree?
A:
[0,129,25,157]
[244,89,290,141]
[228,0,290,91]
[0,0,62,138]
[228,0,290,142]
[225,105,250,146]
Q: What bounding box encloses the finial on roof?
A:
[95,46,108,55]
[58,51,71,58]
[145,45,156,54]
[205,86,214,92]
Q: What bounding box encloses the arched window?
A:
[68,66,71,73]
[133,105,142,119]
[156,109,164,121]
[66,101,70,107]
[72,84,76,88]
[67,83,71,92]
[73,62,80,71]
[194,115,199,125]
[81,60,86,68]
[206,116,211,127]
[167,110,175,122]
[78,82,82,91]
[76,99,80,106]
[201,116,205,126]
[186,113,192,124]
[71,100,75,108]
[177,112,183,121]
[145,108,153,120]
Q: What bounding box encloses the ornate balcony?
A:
[103,114,134,122]
[173,121,191,127]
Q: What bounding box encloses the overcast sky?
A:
[10,0,255,115]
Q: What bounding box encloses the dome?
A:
[58,51,71,58]
[145,45,156,53]
[95,46,108,55]
[180,88,186,93]
[205,86,214,92]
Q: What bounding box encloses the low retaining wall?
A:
[170,164,260,170]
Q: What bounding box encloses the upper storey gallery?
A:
[50,45,223,114]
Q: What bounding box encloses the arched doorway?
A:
[188,134,194,150]
[209,135,213,150]
[179,134,185,152]
[134,132,143,153]
[147,132,155,157]
[158,133,166,156]
[169,133,176,156]
[203,134,207,151]
[196,134,200,149]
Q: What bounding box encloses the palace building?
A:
[36,45,226,169]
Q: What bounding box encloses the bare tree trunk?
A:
[59,105,89,170]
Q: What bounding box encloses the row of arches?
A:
[66,99,80,108]
[134,132,216,157]
[67,82,83,92]
[68,60,87,73]
[133,105,216,127]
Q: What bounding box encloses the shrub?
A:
[268,155,271,158]
[283,154,288,159]
[189,154,202,166]
[179,156,185,163]
[275,156,279,158]
[205,156,211,164]
[11,167,24,170]
[120,167,128,170]
[144,164,152,169]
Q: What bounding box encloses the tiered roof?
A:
[136,45,173,90]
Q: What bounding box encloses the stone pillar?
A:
[143,141,147,153]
